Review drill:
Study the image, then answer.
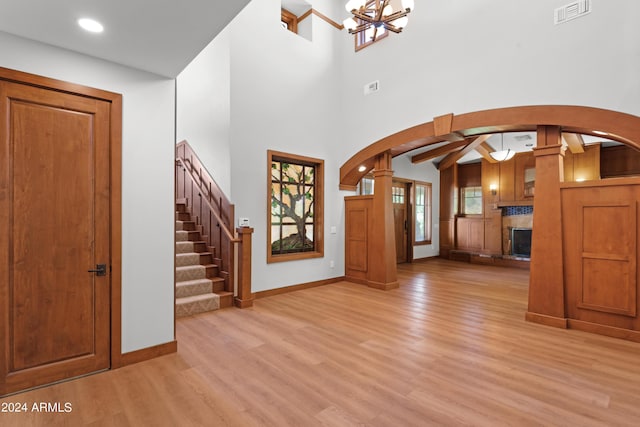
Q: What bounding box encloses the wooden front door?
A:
[392,181,409,263]
[0,79,111,395]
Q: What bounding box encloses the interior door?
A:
[392,181,409,263]
[0,80,111,395]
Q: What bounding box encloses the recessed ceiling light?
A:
[593,130,608,136]
[78,18,104,33]
[358,165,367,172]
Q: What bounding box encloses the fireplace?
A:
[510,227,532,258]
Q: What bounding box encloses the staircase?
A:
[175,200,233,317]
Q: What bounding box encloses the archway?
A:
[340,105,640,342]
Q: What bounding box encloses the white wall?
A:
[338,0,640,154]
[0,31,176,353]
[392,155,440,259]
[177,28,232,196]
[177,0,640,292]
[229,0,346,292]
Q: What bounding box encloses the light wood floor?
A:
[2,259,640,426]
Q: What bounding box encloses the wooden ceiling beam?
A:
[411,140,468,164]
[437,134,491,170]
[562,133,585,154]
[474,141,499,163]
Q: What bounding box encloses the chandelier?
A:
[489,133,516,162]
[343,0,414,39]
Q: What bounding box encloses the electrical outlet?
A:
[330,260,335,268]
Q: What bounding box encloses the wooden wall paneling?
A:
[456,218,483,251]
[514,152,535,201]
[482,159,501,254]
[563,150,575,182]
[484,208,503,255]
[458,162,481,188]
[482,159,500,210]
[527,126,567,325]
[601,145,640,178]
[439,165,457,257]
[578,202,636,316]
[499,158,516,202]
[562,183,640,335]
[573,144,601,181]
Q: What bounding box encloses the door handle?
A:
[88,264,107,276]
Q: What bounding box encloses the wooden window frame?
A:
[267,150,324,263]
[461,185,483,216]
[413,181,432,245]
[281,8,298,34]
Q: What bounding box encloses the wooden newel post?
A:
[235,227,254,308]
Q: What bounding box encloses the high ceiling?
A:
[0,0,251,77]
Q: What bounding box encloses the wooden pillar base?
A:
[367,280,400,291]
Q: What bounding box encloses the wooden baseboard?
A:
[367,280,400,291]
[119,340,177,367]
[255,277,345,299]
[345,276,369,286]
[567,319,640,343]
[412,256,438,263]
[525,312,568,329]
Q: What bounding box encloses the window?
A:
[354,0,389,51]
[268,150,324,263]
[392,185,405,204]
[414,182,432,244]
[461,186,482,215]
[356,174,374,195]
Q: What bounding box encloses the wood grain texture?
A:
[1,78,114,395]
[340,105,640,188]
[2,259,640,426]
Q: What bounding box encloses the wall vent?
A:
[555,0,591,25]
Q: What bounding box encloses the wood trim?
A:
[110,94,124,369]
[411,140,468,164]
[367,279,400,290]
[296,8,343,30]
[0,67,124,371]
[255,277,345,299]
[281,8,298,33]
[267,150,324,264]
[567,319,640,343]
[560,176,640,189]
[412,256,438,262]
[340,105,640,187]
[438,135,491,170]
[525,312,568,329]
[312,9,343,30]
[120,341,177,367]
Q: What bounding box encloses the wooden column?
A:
[526,126,567,327]
[368,152,399,290]
[235,227,254,308]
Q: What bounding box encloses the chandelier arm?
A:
[382,22,402,33]
[375,0,391,21]
[351,11,377,23]
[349,22,373,34]
[381,10,410,22]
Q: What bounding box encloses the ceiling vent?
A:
[555,0,591,25]
[514,134,532,141]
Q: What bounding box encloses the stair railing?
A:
[176,141,254,308]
